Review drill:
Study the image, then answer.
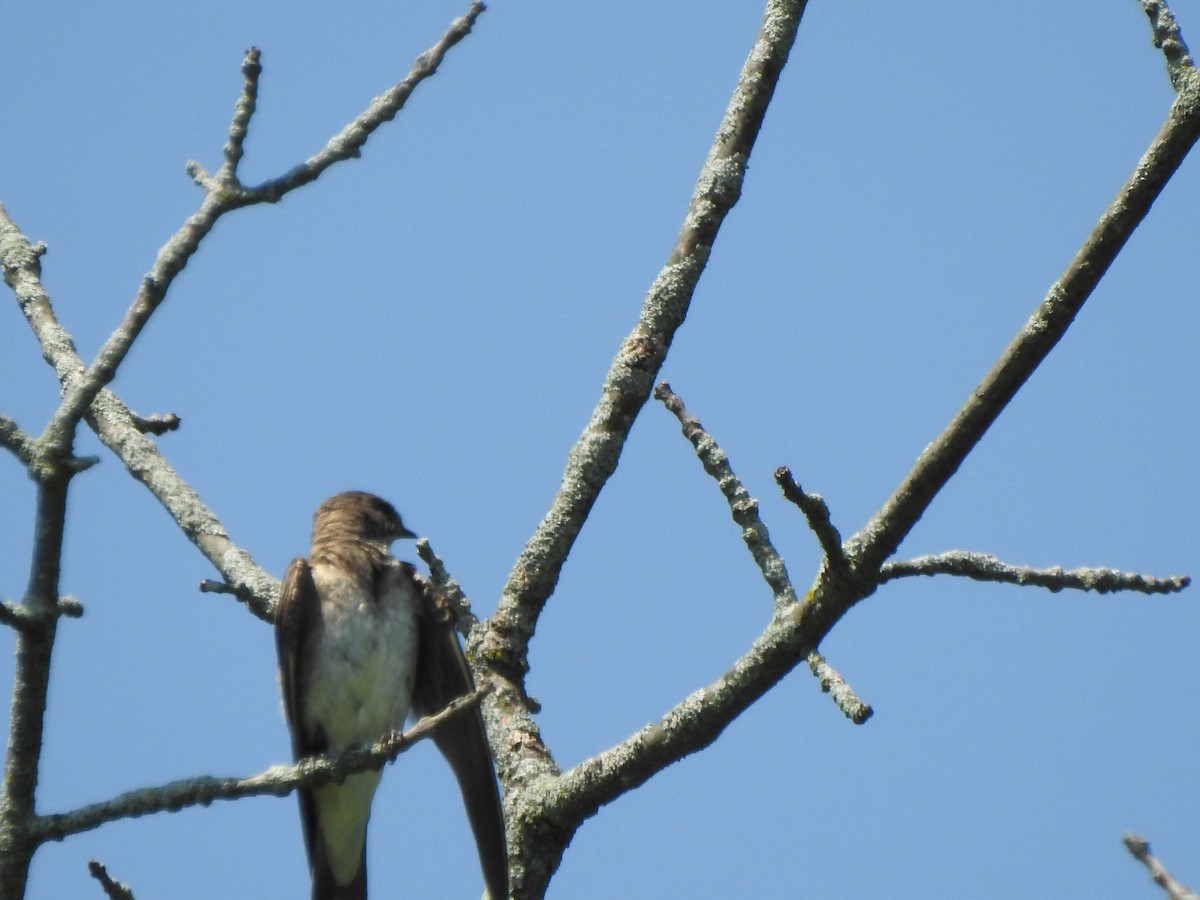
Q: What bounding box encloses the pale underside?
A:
[304,562,419,883]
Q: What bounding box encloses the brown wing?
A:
[275,557,325,870]
[411,575,510,900]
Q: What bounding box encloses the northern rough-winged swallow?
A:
[275,491,509,900]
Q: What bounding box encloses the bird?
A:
[274,490,509,900]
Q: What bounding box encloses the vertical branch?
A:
[0,476,71,900]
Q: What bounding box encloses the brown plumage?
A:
[275,491,509,900]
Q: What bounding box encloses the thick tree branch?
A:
[531,23,1200,864]
[881,551,1190,595]
[30,687,487,844]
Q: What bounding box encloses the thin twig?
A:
[0,597,83,632]
[415,538,480,634]
[807,650,872,724]
[654,383,799,610]
[129,412,180,436]
[197,579,261,610]
[0,415,36,467]
[1141,1,1195,91]
[653,384,876,720]
[87,860,135,900]
[1125,834,1200,900]
[31,686,488,843]
[188,3,487,203]
[35,2,489,477]
[215,48,262,184]
[881,551,1190,595]
[774,466,850,579]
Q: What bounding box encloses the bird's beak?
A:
[396,524,418,541]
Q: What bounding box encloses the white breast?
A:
[304,561,420,751]
[303,561,421,882]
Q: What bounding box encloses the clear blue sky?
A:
[2,2,1197,897]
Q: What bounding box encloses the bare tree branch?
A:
[653,383,871,717]
[492,7,813,892]
[0,478,71,898]
[775,466,850,581]
[881,551,1190,595]
[808,651,873,724]
[0,13,493,897]
[187,4,486,203]
[1125,834,1200,900]
[214,48,262,185]
[654,383,800,610]
[47,4,487,455]
[30,687,487,844]
[3,5,489,626]
[0,415,36,468]
[1,201,279,621]
[416,538,481,634]
[491,0,810,756]
[0,597,83,632]
[529,14,1200,878]
[87,860,135,900]
[1141,0,1195,91]
[128,412,180,436]
[841,62,1200,583]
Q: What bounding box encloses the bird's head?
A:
[314,491,417,546]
